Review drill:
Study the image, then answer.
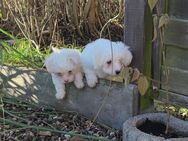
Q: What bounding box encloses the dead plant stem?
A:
[160,26,170,134]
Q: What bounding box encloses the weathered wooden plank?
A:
[153,0,165,87]
[169,0,188,19]
[158,90,188,108]
[166,45,188,70]
[158,0,188,109]
[124,0,145,71]
[164,18,188,48]
[161,66,188,96]
[124,0,146,113]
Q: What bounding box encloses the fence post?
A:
[124,0,146,71]
[124,0,146,114]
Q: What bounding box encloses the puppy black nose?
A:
[115,70,120,75]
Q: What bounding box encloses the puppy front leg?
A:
[84,69,98,88]
[74,72,84,89]
[52,74,66,99]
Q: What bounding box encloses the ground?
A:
[0,96,122,141]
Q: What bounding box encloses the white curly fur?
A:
[81,38,133,87]
[45,48,84,99]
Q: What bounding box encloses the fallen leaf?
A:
[131,68,140,82]
[38,131,52,136]
[158,14,170,28]
[105,67,128,83]
[152,15,158,42]
[138,76,149,96]
[105,75,124,83]
[148,0,159,11]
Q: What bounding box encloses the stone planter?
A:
[123,113,188,141]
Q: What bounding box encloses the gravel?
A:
[0,97,122,141]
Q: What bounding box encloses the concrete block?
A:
[0,65,139,129]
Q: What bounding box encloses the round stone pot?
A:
[123,113,188,141]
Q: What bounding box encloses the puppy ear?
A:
[115,41,133,66]
[69,58,76,66]
[121,49,133,66]
[69,57,82,72]
[93,53,103,69]
[52,47,60,52]
[45,55,55,73]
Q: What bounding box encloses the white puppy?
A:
[81,38,133,87]
[45,48,84,99]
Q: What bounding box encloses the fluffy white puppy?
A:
[45,48,84,99]
[81,38,133,87]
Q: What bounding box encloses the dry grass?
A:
[0,0,124,47]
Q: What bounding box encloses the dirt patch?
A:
[0,97,122,141]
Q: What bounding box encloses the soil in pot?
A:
[137,118,188,139]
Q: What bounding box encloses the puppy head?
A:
[102,57,122,76]
[96,41,132,76]
[45,49,81,83]
[53,58,78,83]
[116,41,133,67]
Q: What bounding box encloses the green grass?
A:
[1,39,47,68]
[0,28,83,69]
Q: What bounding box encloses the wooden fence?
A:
[159,0,188,108]
[125,0,188,111]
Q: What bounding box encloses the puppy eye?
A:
[107,60,112,65]
[56,73,63,76]
[68,70,72,74]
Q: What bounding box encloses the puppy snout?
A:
[64,80,69,83]
[115,70,120,75]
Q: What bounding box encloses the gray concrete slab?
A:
[0,65,139,129]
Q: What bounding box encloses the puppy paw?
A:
[55,92,65,100]
[74,81,84,89]
[87,79,97,88]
